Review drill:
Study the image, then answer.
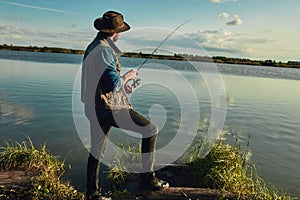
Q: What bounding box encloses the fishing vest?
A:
[81,37,132,110]
[98,56,132,110]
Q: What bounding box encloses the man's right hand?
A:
[122,69,138,83]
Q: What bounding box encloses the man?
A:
[81,11,169,200]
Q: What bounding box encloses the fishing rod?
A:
[132,20,190,88]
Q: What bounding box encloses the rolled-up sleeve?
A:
[100,48,123,92]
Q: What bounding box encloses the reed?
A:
[187,134,295,199]
[0,137,84,200]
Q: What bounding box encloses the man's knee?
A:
[144,122,158,138]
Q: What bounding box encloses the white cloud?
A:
[1,21,296,61]
[121,28,247,57]
[120,28,205,55]
[9,34,22,39]
[0,23,93,49]
[186,29,275,59]
[219,12,229,19]
[264,29,273,33]
[209,0,237,3]
[223,30,232,36]
[0,1,75,15]
[2,16,30,21]
[226,15,243,26]
[0,25,11,30]
[233,14,240,19]
[226,18,243,26]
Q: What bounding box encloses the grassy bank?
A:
[0,138,84,200]
[185,139,294,199]
[107,137,296,200]
[0,137,296,199]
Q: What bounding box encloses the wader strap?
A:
[115,56,121,76]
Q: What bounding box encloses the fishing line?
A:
[132,20,190,87]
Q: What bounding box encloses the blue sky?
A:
[0,0,299,61]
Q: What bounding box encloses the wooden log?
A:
[0,170,36,192]
[138,187,247,200]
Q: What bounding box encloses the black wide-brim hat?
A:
[94,11,130,33]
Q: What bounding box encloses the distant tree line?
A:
[121,52,186,61]
[178,54,300,68]
[0,44,84,55]
[122,52,299,68]
[1,44,299,68]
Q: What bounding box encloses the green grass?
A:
[107,142,141,188]
[106,134,296,200]
[187,137,295,199]
[0,137,84,200]
[0,135,296,200]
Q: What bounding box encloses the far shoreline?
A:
[1,44,299,69]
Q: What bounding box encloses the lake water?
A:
[0,50,300,197]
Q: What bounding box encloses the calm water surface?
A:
[0,50,300,197]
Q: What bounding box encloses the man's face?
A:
[111,33,120,42]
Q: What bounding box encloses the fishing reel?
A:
[132,78,141,88]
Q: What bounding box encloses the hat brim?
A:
[94,17,130,33]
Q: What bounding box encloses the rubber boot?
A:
[86,153,101,200]
[139,172,169,191]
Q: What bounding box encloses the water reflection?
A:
[0,95,35,125]
[0,56,300,196]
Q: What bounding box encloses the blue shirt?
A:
[81,33,125,118]
[83,32,123,93]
